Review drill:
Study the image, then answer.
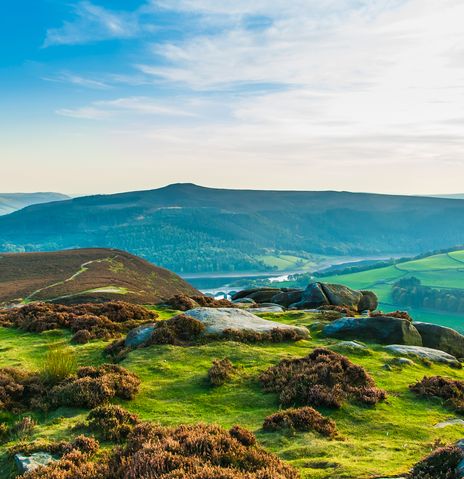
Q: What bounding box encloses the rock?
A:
[290,283,329,309]
[231,288,280,302]
[332,340,368,351]
[385,357,415,368]
[232,298,256,305]
[271,290,303,308]
[185,307,309,338]
[323,316,423,346]
[358,290,379,311]
[434,418,464,429]
[125,323,157,348]
[252,305,285,313]
[414,322,464,358]
[384,345,461,366]
[15,453,55,474]
[320,283,363,310]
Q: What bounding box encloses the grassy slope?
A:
[1,310,464,478]
[321,251,464,332]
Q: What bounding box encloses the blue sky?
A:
[1,0,464,194]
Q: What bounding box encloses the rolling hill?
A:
[0,192,69,215]
[1,183,464,273]
[0,248,198,306]
[319,250,464,332]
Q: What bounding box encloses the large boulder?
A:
[414,322,464,359]
[289,283,329,309]
[323,316,423,346]
[271,290,303,308]
[185,307,309,338]
[15,453,55,474]
[125,323,157,348]
[358,290,379,311]
[385,344,460,366]
[231,288,280,302]
[320,283,363,310]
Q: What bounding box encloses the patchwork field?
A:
[1,309,464,478]
[321,251,464,332]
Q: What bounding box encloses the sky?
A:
[1,0,464,195]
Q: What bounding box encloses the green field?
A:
[257,254,325,271]
[321,251,464,332]
[1,310,464,478]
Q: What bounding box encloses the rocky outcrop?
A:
[384,344,460,366]
[185,307,309,338]
[323,316,423,346]
[232,283,378,312]
[125,323,157,348]
[414,322,464,359]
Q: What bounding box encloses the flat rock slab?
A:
[251,306,285,313]
[434,418,464,429]
[385,345,460,365]
[125,323,157,348]
[185,307,309,337]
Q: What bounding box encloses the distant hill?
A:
[429,194,464,200]
[1,184,464,273]
[0,192,69,215]
[0,248,198,306]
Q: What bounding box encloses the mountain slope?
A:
[1,183,464,273]
[0,248,198,306]
[0,192,69,215]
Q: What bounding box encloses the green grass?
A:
[1,310,464,478]
[257,254,323,271]
[320,250,464,332]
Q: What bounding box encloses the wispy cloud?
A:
[44,1,144,47]
[43,72,110,89]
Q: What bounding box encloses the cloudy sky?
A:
[1,0,463,195]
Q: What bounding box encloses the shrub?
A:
[208,358,234,386]
[23,423,298,479]
[9,416,37,440]
[229,425,256,446]
[263,407,337,437]
[410,376,464,412]
[259,348,386,409]
[40,346,78,384]
[87,405,139,441]
[149,314,206,345]
[221,327,307,344]
[317,305,356,317]
[164,294,233,311]
[410,445,464,479]
[72,329,92,344]
[1,302,157,342]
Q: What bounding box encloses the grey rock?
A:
[252,305,285,313]
[434,418,464,429]
[185,307,309,338]
[125,323,157,348]
[232,298,256,305]
[320,283,363,310]
[323,316,423,346]
[386,357,415,367]
[231,288,281,302]
[15,453,55,474]
[414,322,464,358]
[385,345,460,366]
[358,290,379,311]
[290,282,329,309]
[271,290,303,308]
[333,340,368,350]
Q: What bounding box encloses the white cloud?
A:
[56,106,113,120]
[43,72,110,89]
[44,1,143,47]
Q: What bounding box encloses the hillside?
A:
[0,248,198,306]
[1,184,464,273]
[0,192,69,215]
[318,250,464,332]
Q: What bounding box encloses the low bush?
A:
[410,376,464,412]
[0,301,158,342]
[208,358,234,386]
[221,327,307,344]
[259,348,386,409]
[317,305,356,317]
[72,329,93,344]
[263,407,337,437]
[149,314,206,345]
[22,423,298,479]
[164,294,233,311]
[87,405,139,441]
[410,445,464,479]
[229,425,256,446]
[0,364,140,412]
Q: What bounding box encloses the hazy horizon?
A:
[2,0,464,195]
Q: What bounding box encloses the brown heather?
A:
[263,407,337,438]
[410,376,464,412]
[259,348,386,408]
[21,423,299,479]
[165,293,234,311]
[370,310,413,321]
[208,358,235,386]
[410,445,464,479]
[0,301,158,342]
[87,404,140,441]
